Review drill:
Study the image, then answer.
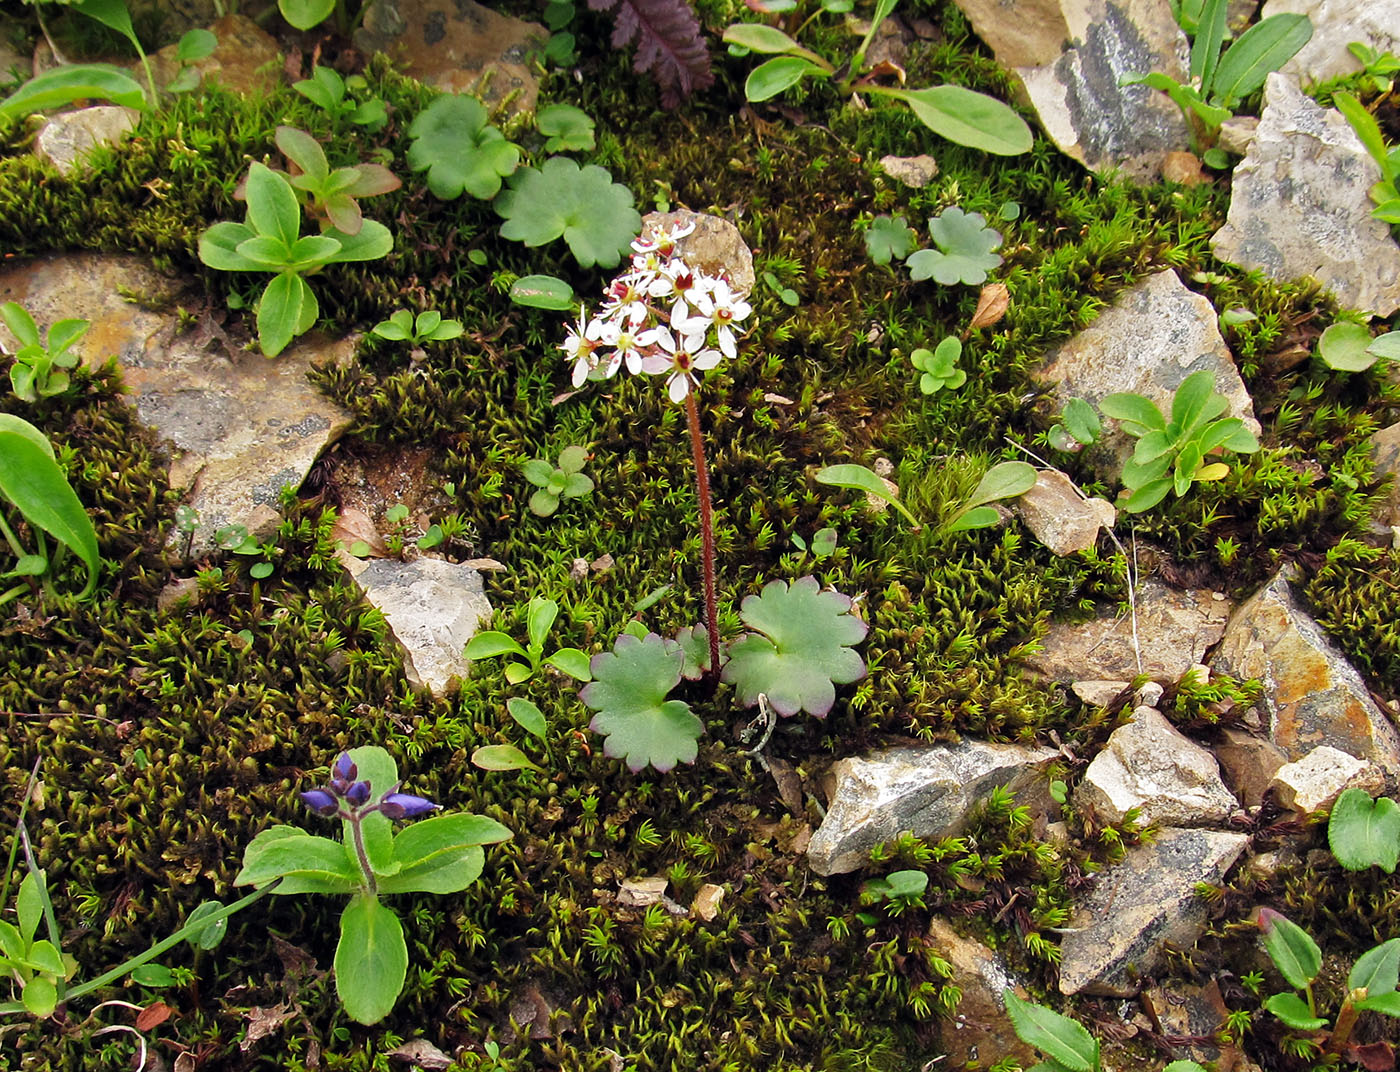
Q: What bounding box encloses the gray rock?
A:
[1059,827,1250,995]
[156,576,201,612]
[1014,0,1191,181]
[1369,421,1400,528]
[1217,115,1260,155]
[0,253,353,552]
[879,153,939,188]
[1036,269,1259,479]
[35,107,141,176]
[927,918,1039,1070]
[1213,726,1290,808]
[1014,468,1116,555]
[1268,745,1385,815]
[1077,706,1238,825]
[354,0,545,116]
[1212,571,1400,779]
[1026,578,1233,683]
[1263,0,1400,86]
[807,740,1058,875]
[340,554,493,696]
[640,210,755,298]
[1211,74,1400,317]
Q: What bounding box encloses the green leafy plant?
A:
[1317,321,1400,372]
[465,596,592,684]
[0,415,100,606]
[906,207,1004,286]
[814,462,922,529]
[370,309,465,346]
[0,62,146,122]
[790,526,838,558]
[522,445,594,517]
[536,103,595,152]
[910,337,966,395]
[1257,908,1400,1063]
[815,459,1037,535]
[267,126,400,236]
[1328,787,1400,872]
[292,66,387,132]
[198,162,394,357]
[0,869,69,1017]
[472,697,548,774]
[863,214,917,266]
[1329,92,1400,226]
[164,28,217,94]
[1003,989,1208,1072]
[723,0,1032,155]
[1126,0,1312,159]
[508,275,577,311]
[722,577,868,717]
[580,630,703,773]
[1,302,86,401]
[494,157,642,269]
[1099,369,1259,512]
[860,869,928,915]
[407,94,521,200]
[1344,42,1400,95]
[235,747,511,1025]
[1047,397,1102,454]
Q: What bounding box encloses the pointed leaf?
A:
[17,870,44,945]
[1100,392,1167,434]
[871,86,1033,156]
[198,222,262,271]
[744,56,825,102]
[471,744,543,772]
[275,126,329,184]
[322,219,392,263]
[544,647,592,680]
[1002,989,1098,1072]
[378,843,485,895]
[506,696,547,739]
[0,64,146,122]
[815,463,922,529]
[1351,938,1400,996]
[722,23,807,54]
[965,461,1037,509]
[245,163,301,248]
[1190,0,1228,91]
[527,597,559,653]
[1353,991,1400,1016]
[1260,909,1322,989]
[1211,14,1313,107]
[466,631,529,661]
[234,828,362,892]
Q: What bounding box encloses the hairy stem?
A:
[350,813,378,896]
[685,391,721,685]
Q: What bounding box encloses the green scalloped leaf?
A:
[580,631,701,773]
[495,157,641,269]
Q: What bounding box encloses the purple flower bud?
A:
[378,792,438,819]
[334,752,357,782]
[300,788,339,816]
[344,779,372,806]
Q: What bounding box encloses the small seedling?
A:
[293,66,387,131]
[371,309,464,346]
[522,446,594,517]
[465,596,592,684]
[1328,787,1400,872]
[911,337,966,395]
[1047,397,1102,453]
[907,207,1003,287]
[1316,321,1400,373]
[860,869,928,915]
[790,527,838,558]
[1,303,87,402]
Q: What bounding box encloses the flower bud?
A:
[344,780,372,806]
[334,752,357,782]
[299,789,339,816]
[379,792,438,819]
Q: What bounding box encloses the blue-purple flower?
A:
[298,751,438,821]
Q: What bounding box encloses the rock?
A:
[617,876,669,907]
[1077,706,1238,826]
[690,883,724,921]
[1161,150,1207,185]
[1140,979,1234,1069]
[927,918,1039,1070]
[1263,0,1400,86]
[1134,680,1164,708]
[340,554,492,695]
[948,0,1075,67]
[1210,74,1400,318]
[807,740,1058,875]
[34,107,141,175]
[0,253,353,552]
[879,153,939,187]
[147,15,283,98]
[1268,745,1384,815]
[1013,468,1116,555]
[0,33,27,86]
[639,210,755,298]
[1073,680,1130,707]
[1013,0,1191,182]
[1059,827,1250,995]
[386,1038,453,1070]
[1026,578,1233,683]
[1369,422,1400,528]
[1213,727,1290,808]
[1036,269,1259,479]
[1212,571,1400,779]
[354,0,546,117]
[1217,115,1259,155]
[156,576,201,612]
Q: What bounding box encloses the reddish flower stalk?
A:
[685,391,721,685]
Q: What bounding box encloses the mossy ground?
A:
[2,1,1399,1069]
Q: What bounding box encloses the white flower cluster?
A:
[560,219,753,404]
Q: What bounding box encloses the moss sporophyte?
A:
[560,219,752,681]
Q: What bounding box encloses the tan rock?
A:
[690,883,724,921]
[147,15,282,98]
[1161,150,1207,186]
[640,210,755,297]
[1213,727,1290,808]
[1014,468,1116,555]
[1268,746,1384,815]
[878,153,938,188]
[617,876,669,907]
[35,107,141,176]
[1369,422,1400,528]
[927,918,1038,1069]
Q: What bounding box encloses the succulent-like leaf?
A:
[495,157,641,269]
[721,577,867,717]
[907,207,1003,286]
[580,631,701,772]
[407,95,521,201]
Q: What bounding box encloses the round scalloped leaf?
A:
[407,94,521,201]
[495,157,641,269]
[907,207,1003,286]
[580,631,700,772]
[720,577,867,717]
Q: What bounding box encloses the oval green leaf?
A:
[509,274,575,310]
[471,743,542,772]
[870,86,1033,156]
[745,56,824,102]
[507,696,548,739]
[335,896,408,1025]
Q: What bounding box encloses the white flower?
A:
[599,273,649,326]
[560,306,606,387]
[691,280,752,360]
[642,326,723,403]
[631,218,696,257]
[598,317,662,376]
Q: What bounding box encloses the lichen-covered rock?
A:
[1014,468,1116,555]
[1212,571,1400,780]
[1262,0,1400,86]
[1026,578,1232,683]
[340,554,493,696]
[640,210,755,297]
[354,0,545,116]
[1211,74,1400,317]
[1268,745,1384,815]
[878,154,939,188]
[35,107,141,176]
[1059,827,1250,995]
[1077,706,1237,826]
[1036,269,1259,479]
[807,741,1058,875]
[1012,0,1191,181]
[927,918,1039,1069]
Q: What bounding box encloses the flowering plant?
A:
[560,218,752,678]
[235,747,511,1024]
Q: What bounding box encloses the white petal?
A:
[668,373,690,403]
